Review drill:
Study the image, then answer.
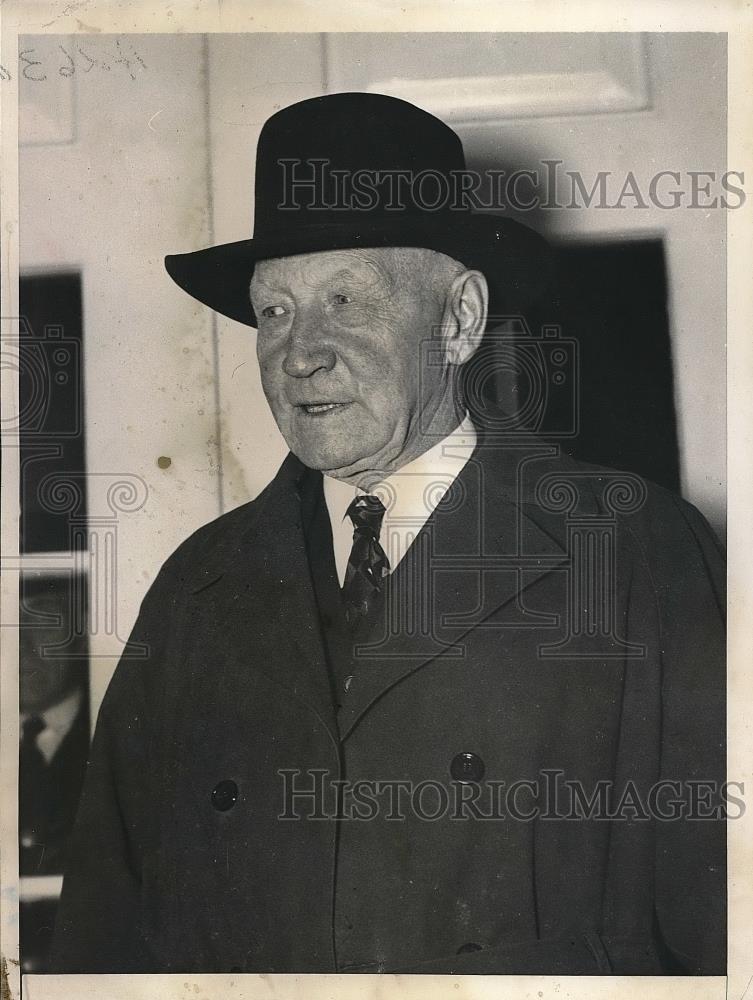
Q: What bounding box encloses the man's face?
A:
[250,248,452,478]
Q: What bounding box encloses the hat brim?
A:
[164,214,551,328]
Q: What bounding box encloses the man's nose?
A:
[281,319,337,378]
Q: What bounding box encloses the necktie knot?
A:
[346,494,387,538]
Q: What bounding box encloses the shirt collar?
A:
[323,412,477,521]
[322,415,477,584]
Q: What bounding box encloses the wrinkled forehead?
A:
[250,248,399,295]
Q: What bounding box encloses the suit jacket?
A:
[51,439,726,975]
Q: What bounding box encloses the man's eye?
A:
[261,305,287,319]
[333,293,353,305]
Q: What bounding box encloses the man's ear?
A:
[441,269,489,366]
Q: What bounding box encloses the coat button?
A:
[457,942,483,954]
[211,780,239,811]
[450,752,485,783]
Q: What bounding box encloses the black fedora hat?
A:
[164,92,551,327]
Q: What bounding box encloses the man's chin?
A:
[292,447,364,473]
[288,436,380,476]
[283,417,391,476]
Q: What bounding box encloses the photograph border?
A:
[1,3,751,999]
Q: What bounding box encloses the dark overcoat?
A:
[51,439,726,975]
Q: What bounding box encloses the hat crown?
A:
[253,91,468,230]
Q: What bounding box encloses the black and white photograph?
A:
[1,6,751,1000]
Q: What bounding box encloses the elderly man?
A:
[51,93,725,976]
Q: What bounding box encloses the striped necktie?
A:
[342,494,390,629]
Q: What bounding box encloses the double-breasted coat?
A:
[51,438,726,975]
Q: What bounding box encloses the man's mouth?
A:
[297,402,351,416]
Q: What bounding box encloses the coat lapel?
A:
[337,439,575,740]
[186,453,340,745]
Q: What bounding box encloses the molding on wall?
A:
[324,33,650,123]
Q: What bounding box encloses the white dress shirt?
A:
[323,413,477,586]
